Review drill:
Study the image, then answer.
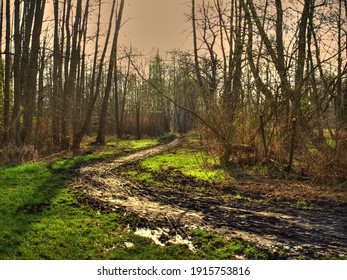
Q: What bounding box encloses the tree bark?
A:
[35,39,46,150]
[61,0,72,149]
[52,0,61,146]
[72,0,117,152]
[96,0,125,145]
[3,0,10,144]
[21,0,46,145]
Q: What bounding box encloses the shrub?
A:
[0,144,38,164]
[305,144,347,185]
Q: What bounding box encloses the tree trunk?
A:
[96,0,125,145]
[52,0,61,146]
[72,0,116,151]
[21,0,46,145]
[114,62,121,139]
[0,0,2,55]
[344,0,347,121]
[61,0,72,149]
[35,39,46,150]
[10,0,22,146]
[286,0,310,172]
[115,58,130,139]
[3,0,10,144]
[0,0,2,142]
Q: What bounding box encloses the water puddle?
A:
[135,227,195,251]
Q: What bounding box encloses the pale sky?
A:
[20,0,339,62]
[118,0,191,52]
[36,0,198,57]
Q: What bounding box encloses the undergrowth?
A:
[140,148,228,183]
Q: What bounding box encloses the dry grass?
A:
[303,144,347,187]
[0,144,38,164]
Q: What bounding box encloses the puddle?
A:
[135,227,195,251]
[124,242,134,248]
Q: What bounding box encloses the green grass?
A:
[107,138,159,150]
[0,139,262,260]
[3,136,343,260]
[0,160,262,259]
[127,171,155,184]
[190,229,268,259]
[0,161,197,259]
[52,138,159,170]
[140,148,227,183]
[295,199,312,210]
[51,154,95,170]
[243,165,269,176]
[305,136,337,154]
[325,137,337,148]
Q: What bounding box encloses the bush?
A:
[0,144,38,164]
[305,144,347,185]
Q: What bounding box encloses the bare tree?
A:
[191,0,249,165]
[0,0,2,56]
[3,0,10,144]
[21,0,46,144]
[72,0,117,151]
[34,37,47,150]
[240,0,312,171]
[0,1,3,139]
[96,0,125,145]
[52,0,61,146]
[287,0,311,172]
[345,0,347,121]
[61,0,72,149]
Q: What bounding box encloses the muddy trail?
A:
[71,136,347,259]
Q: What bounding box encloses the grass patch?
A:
[140,148,226,183]
[52,138,159,170]
[0,159,265,260]
[325,137,337,148]
[190,229,268,259]
[0,161,197,259]
[306,142,318,154]
[243,165,269,176]
[295,200,311,210]
[51,154,95,170]
[106,138,159,150]
[0,158,250,260]
[231,193,251,201]
[127,170,155,184]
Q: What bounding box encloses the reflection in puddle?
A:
[135,227,195,251]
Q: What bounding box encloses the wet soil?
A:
[70,136,347,259]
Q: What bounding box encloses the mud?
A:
[71,136,347,259]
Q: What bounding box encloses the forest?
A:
[0,0,346,260]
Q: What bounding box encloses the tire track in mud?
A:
[71,136,347,258]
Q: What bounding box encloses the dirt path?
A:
[71,137,347,259]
